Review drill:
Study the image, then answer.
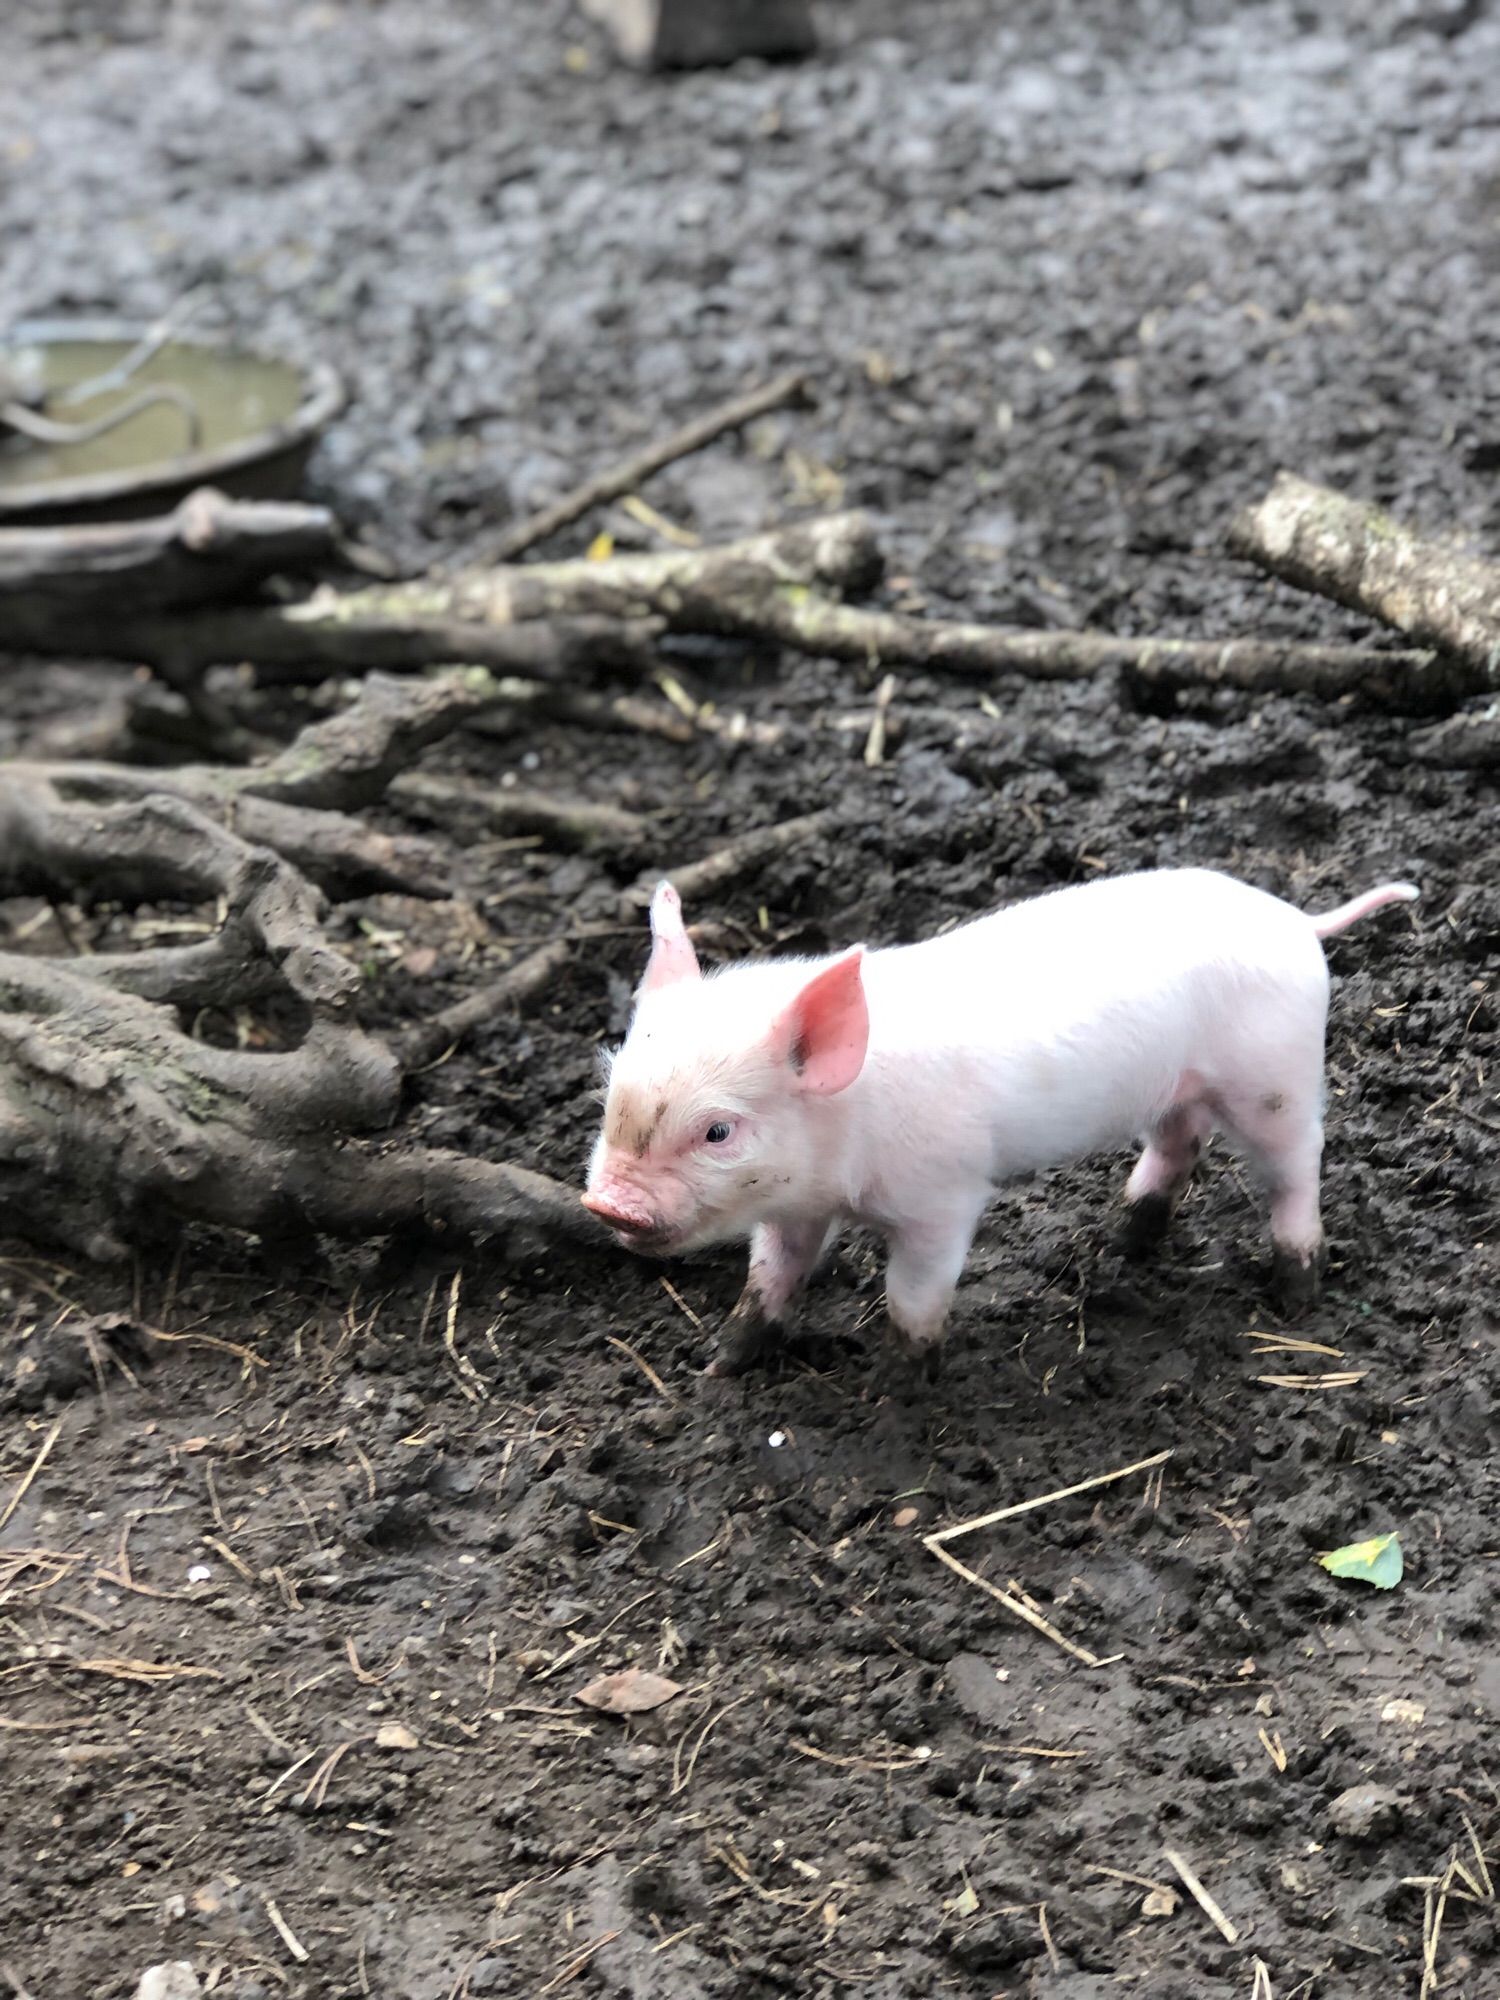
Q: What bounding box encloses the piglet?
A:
[584,868,1417,1376]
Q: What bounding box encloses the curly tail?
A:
[1310,882,1419,939]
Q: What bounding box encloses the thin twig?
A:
[1163,1846,1240,1945]
[264,1895,311,1963]
[863,672,897,767]
[534,1931,622,1997]
[925,1540,1110,1669]
[1037,1903,1062,1974]
[471,370,809,563]
[926,1449,1172,1546]
[0,1420,63,1535]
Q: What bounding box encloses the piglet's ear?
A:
[772,947,869,1095]
[639,879,701,995]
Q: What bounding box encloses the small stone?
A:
[891,1505,920,1529]
[133,1967,202,2000]
[1328,1783,1404,1840]
[1380,1697,1426,1726]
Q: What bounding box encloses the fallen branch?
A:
[0,514,880,683]
[1230,472,1500,697]
[470,369,810,564]
[0,486,339,611]
[687,586,1445,704]
[1410,710,1500,768]
[467,510,882,627]
[0,597,662,685]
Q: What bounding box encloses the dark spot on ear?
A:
[1261,1091,1286,1115]
[789,1031,809,1074]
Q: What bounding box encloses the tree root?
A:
[393,772,652,855]
[623,809,840,909]
[0,673,615,1265]
[395,939,574,1075]
[1229,472,1500,699]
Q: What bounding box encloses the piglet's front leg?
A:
[705,1216,837,1377]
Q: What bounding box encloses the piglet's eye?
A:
[704,1121,733,1145]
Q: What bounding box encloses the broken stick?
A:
[0,486,339,611]
[1230,472,1500,695]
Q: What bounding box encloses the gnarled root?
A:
[0,672,608,1265]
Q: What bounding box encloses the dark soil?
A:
[2,3,1499,1997]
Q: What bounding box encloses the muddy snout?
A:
[581,1188,667,1249]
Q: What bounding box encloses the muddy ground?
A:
[2,1,1499,1995]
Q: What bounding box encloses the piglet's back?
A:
[873,869,1321,1019]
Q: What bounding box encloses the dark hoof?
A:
[1272,1244,1325,1313]
[704,1311,777,1378]
[885,1326,945,1384]
[1119,1191,1175,1259]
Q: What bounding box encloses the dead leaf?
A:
[573,1667,682,1716]
[1142,1887,1179,1919]
[943,1880,980,1919]
[374,1721,420,1751]
[402,946,439,978]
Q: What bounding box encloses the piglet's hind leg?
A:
[1217,1088,1327,1310]
[1120,1098,1214,1255]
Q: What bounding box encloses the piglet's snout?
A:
[582,1187,660,1240]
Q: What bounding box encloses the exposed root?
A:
[0,674,610,1264]
[392,773,652,855]
[623,808,840,910]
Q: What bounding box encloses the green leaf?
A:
[1317,1533,1403,1589]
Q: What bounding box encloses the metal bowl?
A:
[0,319,345,523]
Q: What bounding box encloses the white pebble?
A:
[767,1431,786,1449]
[186,1564,212,1584]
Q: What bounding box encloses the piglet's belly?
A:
[981,1045,1195,1179]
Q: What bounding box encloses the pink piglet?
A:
[584,867,1418,1377]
